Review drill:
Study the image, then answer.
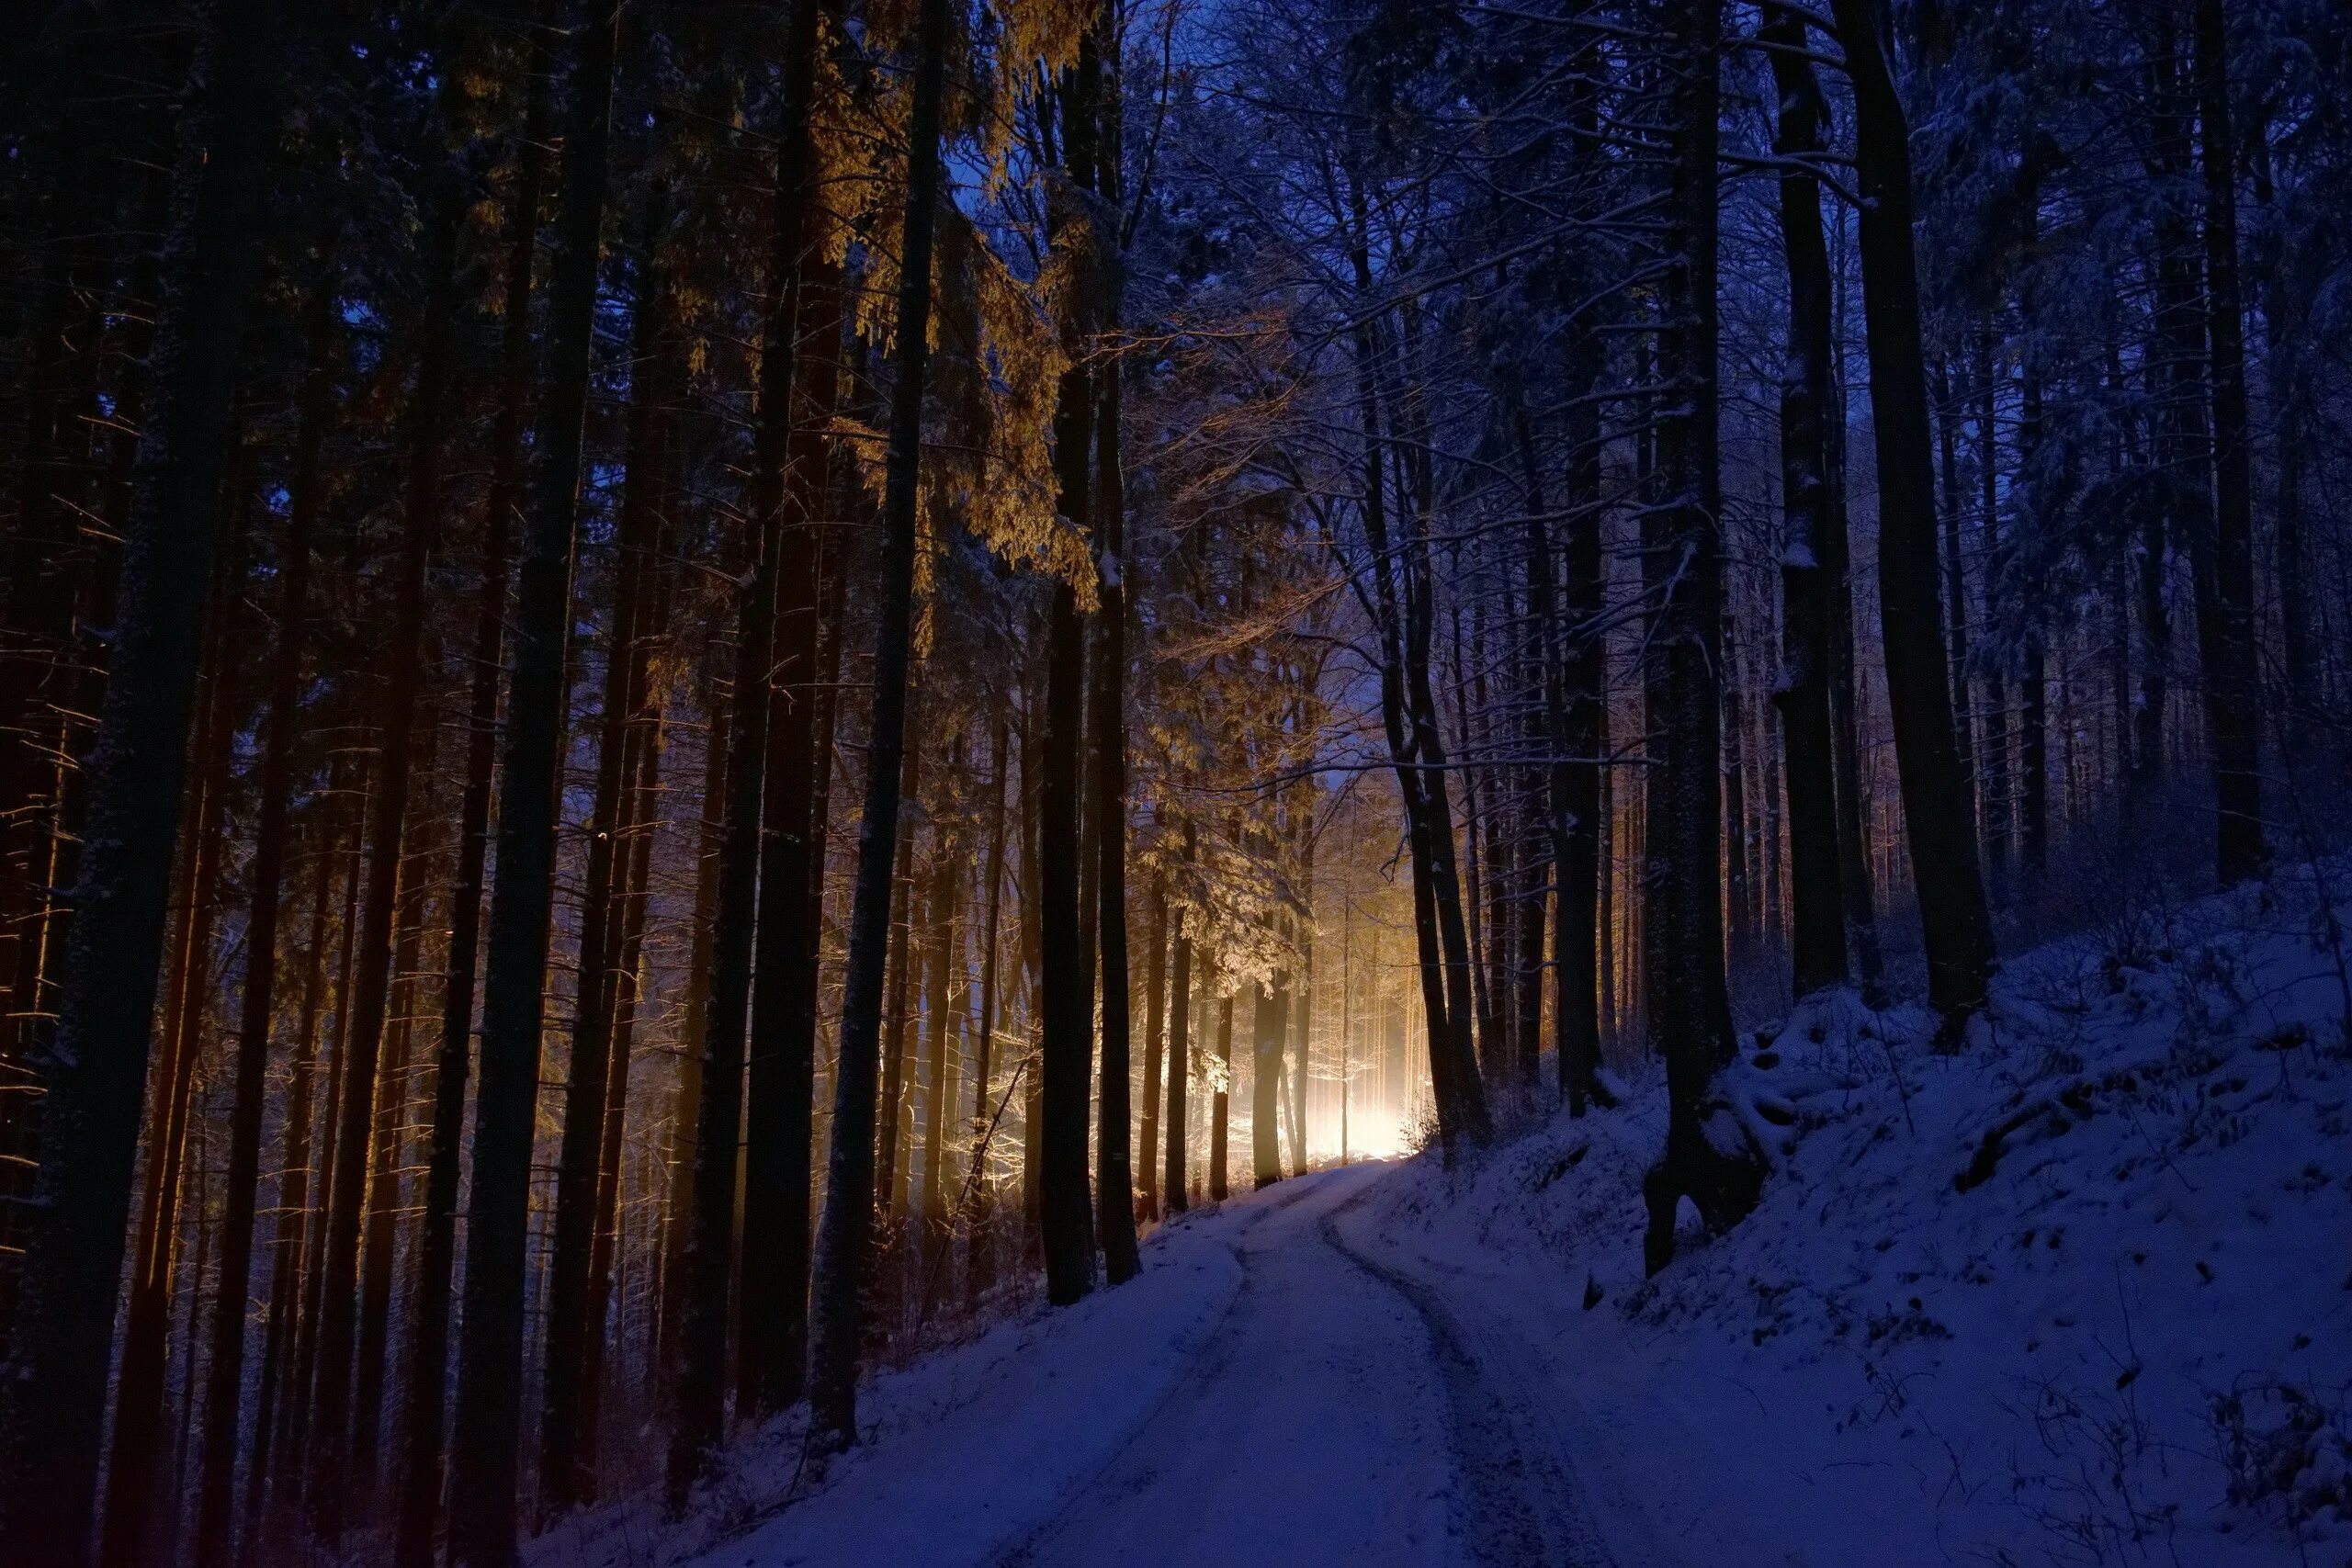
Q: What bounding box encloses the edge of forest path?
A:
[1330,1163,1799,1568]
[673,1165,1368,1568]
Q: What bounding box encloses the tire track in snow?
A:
[985,1168,1357,1567]
[1319,1184,1619,1568]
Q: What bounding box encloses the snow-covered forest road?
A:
[685,1164,1636,1568]
[994,1164,1616,1568]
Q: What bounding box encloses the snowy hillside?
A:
[1371,863,2352,1566]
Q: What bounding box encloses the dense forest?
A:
[0,0,2346,1563]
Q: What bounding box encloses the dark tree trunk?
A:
[1210,993,1232,1201]
[1037,35,1105,1310]
[1161,852,1193,1216]
[737,0,837,1427]
[1640,0,1767,1276]
[100,487,249,1568]
[1764,10,1849,999]
[877,739,923,1224]
[919,802,963,1239]
[244,804,338,1539]
[655,679,726,1385]
[189,265,334,1568]
[394,29,548,1562]
[1137,878,1165,1220]
[1935,353,1977,850]
[308,159,467,1546]
[1828,0,1997,1021]
[542,184,673,1519]
[668,0,834,1494]
[1251,980,1287,1188]
[1343,184,1488,1155]
[279,772,367,1516]
[0,0,282,1554]
[446,4,616,1561]
[1092,308,1140,1284]
[1039,569,1096,1303]
[2191,0,2267,885]
[805,0,951,1452]
[967,713,1012,1298]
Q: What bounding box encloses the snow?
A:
[539,866,2352,1568]
[1367,865,2352,1566]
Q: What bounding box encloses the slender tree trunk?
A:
[244,808,337,1539]
[655,680,726,1383]
[1092,291,1140,1284]
[447,4,616,1560]
[1827,0,1996,1021]
[737,0,837,1426]
[876,739,922,1224]
[805,0,951,1451]
[308,156,467,1543]
[919,810,962,1240]
[1251,979,1287,1188]
[541,184,672,1518]
[0,0,281,1555]
[1137,879,1165,1219]
[1765,11,1849,998]
[1161,840,1193,1215]
[2191,0,2267,884]
[189,271,333,1567]
[967,714,1012,1297]
[280,772,367,1513]
[99,498,249,1568]
[1209,993,1232,1201]
[393,31,548,1561]
[1640,0,1767,1275]
[1036,35,1106,1309]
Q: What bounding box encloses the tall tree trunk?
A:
[244,806,337,1539]
[394,28,548,1561]
[1342,176,1489,1155]
[1935,355,1978,844]
[877,738,923,1224]
[1827,0,1996,1021]
[655,678,726,1384]
[99,493,249,1568]
[0,0,281,1553]
[1640,0,1766,1275]
[308,158,466,1546]
[1209,993,1232,1201]
[1764,10,1849,999]
[967,713,1012,1296]
[1251,979,1287,1188]
[279,768,368,1516]
[541,184,672,1518]
[668,0,834,1495]
[353,773,437,1495]
[1038,34,1108,1309]
[189,267,334,1568]
[1975,330,2010,886]
[805,0,951,1452]
[2190,0,2267,885]
[1137,879,1166,1220]
[446,3,616,1560]
[1162,828,1194,1214]
[737,0,838,1427]
[919,804,963,1240]
[1092,290,1141,1284]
